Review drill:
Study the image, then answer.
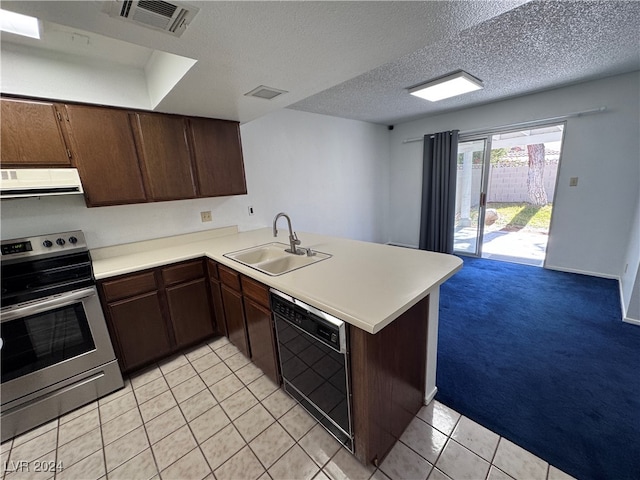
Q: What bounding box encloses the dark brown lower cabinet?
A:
[166,278,214,347]
[99,259,217,373]
[208,260,228,337]
[240,275,278,384]
[221,284,250,357]
[350,295,429,466]
[244,297,279,384]
[104,289,172,372]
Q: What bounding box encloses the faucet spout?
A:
[273,212,302,254]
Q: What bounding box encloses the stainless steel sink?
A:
[224,242,331,276]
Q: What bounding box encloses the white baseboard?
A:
[424,387,437,405]
[543,264,619,280]
[618,280,640,326]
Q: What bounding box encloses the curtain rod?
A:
[401,106,607,144]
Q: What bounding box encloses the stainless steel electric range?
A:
[0,231,123,442]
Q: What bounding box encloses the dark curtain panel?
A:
[419,130,459,253]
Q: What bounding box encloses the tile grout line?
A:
[208,369,273,476]
[204,345,303,478]
[96,398,109,480]
[3,336,579,480]
[152,351,214,479]
[163,340,256,478]
[157,354,212,479]
[400,407,463,478]
[485,435,503,480]
[128,361,163,480]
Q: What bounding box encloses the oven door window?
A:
[1,303,96,383]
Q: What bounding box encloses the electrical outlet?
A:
[569,177,579,187]
[248,206,255,216]
[200,211,212,222]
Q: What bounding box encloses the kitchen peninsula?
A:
[91,226,462,466]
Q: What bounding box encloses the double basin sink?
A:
[224,242,331,276]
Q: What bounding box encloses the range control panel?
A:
[1,231,87,261]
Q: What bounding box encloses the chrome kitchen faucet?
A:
[273,212,304,255]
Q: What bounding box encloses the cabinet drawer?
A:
[101,271,157,302]
[207,259,219,280]
[241,275,270,308]
[162,260,204,286]
[219,265,241,291]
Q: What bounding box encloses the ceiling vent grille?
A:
[245,86,288,100]
[106,0,199,37]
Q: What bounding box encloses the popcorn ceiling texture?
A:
[289,0,640,125]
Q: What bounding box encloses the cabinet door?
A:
[107,292,172,372]
[245,298,279,384]
[207,260,227,337]
[189,118,247,197]
[210,277,227,337]
[64,105,147,206]
[221,284,250,357]
[166,278,214,347]
[133,113,196,201]
[1,98,71,166]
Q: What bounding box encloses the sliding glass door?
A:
[454,123,564,265]
[453,138,490,255]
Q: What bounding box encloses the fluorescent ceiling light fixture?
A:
[0,9,40,39]
[409,70,483,102]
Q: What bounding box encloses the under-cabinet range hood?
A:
[0,168,84,199]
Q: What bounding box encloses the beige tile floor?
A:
[1,337,576,480]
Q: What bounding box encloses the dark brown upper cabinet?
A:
[64,105,147,206]
[132,112,197,201]
[1,96,248,206]
[1,98,72,167]
[189,117,247,197]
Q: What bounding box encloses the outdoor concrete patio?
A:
[454,227,548,267]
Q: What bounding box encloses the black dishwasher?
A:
[271,289,353,451]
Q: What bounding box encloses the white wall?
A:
[1,42,151,109]
[239,109,390,244]
[389,72,640,282]
[0,109,389,249]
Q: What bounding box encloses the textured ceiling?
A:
[290,0,640,125]
[1,1,637,125]
[1,1,526,123]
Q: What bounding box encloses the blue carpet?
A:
[436,257,640,480]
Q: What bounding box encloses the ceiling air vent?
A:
[244,85,288,100]
[106,0,199,37]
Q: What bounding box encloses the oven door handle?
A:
[0,287,97,323]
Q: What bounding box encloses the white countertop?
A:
[91,227,462,334]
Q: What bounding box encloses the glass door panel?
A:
[454,139,487,255]
[1,303,96,383]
